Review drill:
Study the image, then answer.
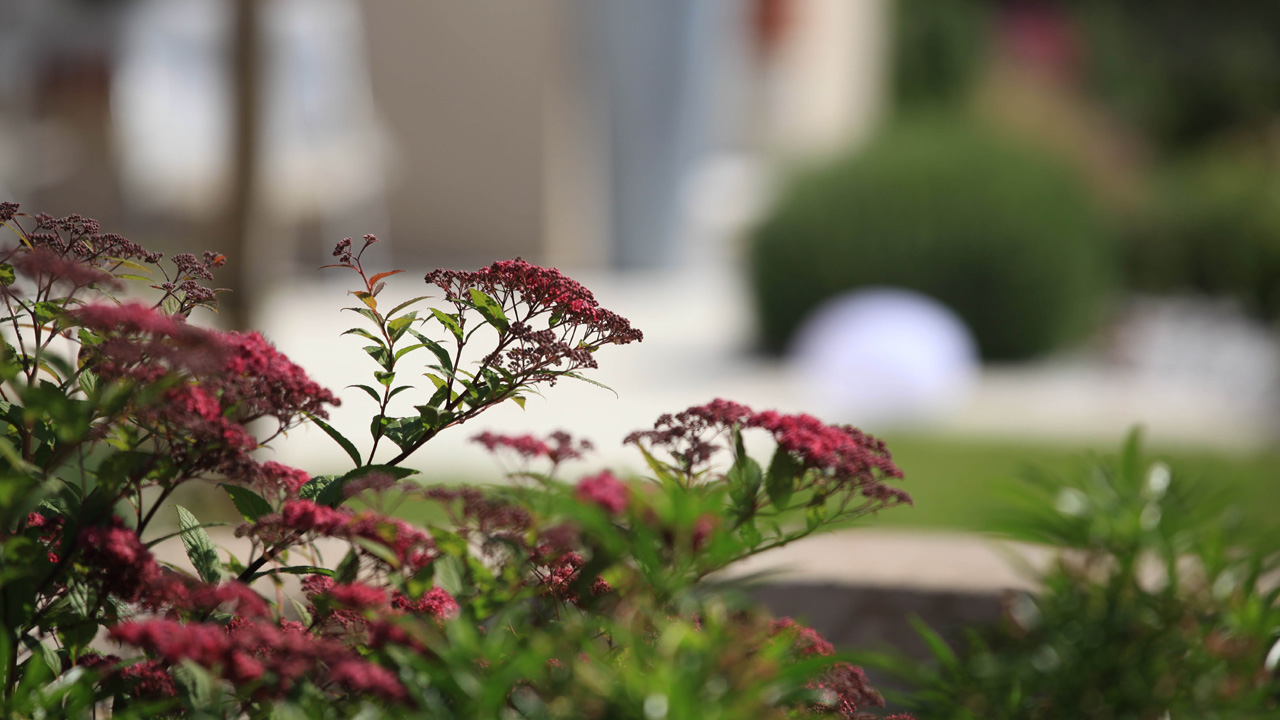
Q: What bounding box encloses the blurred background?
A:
[3,0,1280,536]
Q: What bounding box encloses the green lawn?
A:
[864,433,1280,533]
[376,433,1280,537]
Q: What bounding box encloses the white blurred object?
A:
[788,288,979,425]
[112,0,387,219]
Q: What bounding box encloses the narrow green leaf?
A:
[250,565,334,581]
[409,329,454,371]
[387,315,415,343]
[765,447,799,510]
[354,537,401,568]
[467,288,509,333]
[176,505,222,583]
[435,555,464,596]
[144,521,228,548]
[300,475,341,504]
[342,327,384,344]
[220,484,273,522]
[104,256,154,273]
[334,549,361,584]
[308,414,361,467]
[388,295,431,317]
[364,344,392,370]
[348,384,382,404]
[342,306,382,325]
[563,372,618,397]
[429,309,463,340]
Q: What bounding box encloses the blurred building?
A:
[0,0,887,282]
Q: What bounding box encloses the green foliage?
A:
[892,0,993,109]
[1125,144,1280,319]
[872,431,1280,719]
[749,117,1117,360]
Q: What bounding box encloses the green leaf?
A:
[364,344,392,370]
[250,565,334,581]
[374,370,396,387]
[434,555,464,596]
[0,263,14,285]
[429,309,463,340]
[308,414,361,467]
[727,457,763,509]
[354,537,401,568]
[512,395,526,410]
[343,306,382,325]
[563,372,618,397]
[77,370,97,397]
[467,288,509,333]
[382,416,430,451]
[220,484,273,522]
[160,295,182,317]
[388,295,431,317]
[104,256,154,274]
[299,475,341,504]
[408,329,454,371]
[176,505,222,583]
[348,384,382,404]
[765,447,799,510]
[388,315,416,343]
[342,327,384,344]
[144,521,228,548]
[334,549,361,584]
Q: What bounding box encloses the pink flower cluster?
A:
[625,399,910,507]
[425,258,641,381]
[71,302,339,485]
[536,551,612,606]
[78,520,164,602]
[110,616,410,703]
[256,500,436,571]
[771,618,886,719]
[575,471,629,515]
[473,430,593,464]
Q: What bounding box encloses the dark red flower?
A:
[575,471,629,515]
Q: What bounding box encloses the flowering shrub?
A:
[0,207,916,719]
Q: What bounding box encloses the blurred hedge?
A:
[1126,145,1280,320]
[748,118,1116,361]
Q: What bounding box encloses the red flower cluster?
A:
[78,520,164,602]
[71,302,339,484]
[473,429,593,464]
[536,551,611,606]
[393,586,460,619]
[111,615,410,702]
[575,471,629,515]
[425,258,642,382]
[78,655,178,699]
[626,399,909,507]
[771,618,885,719]
[257,500,436,571]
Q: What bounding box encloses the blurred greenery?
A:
[385,435,1280,539]
[869,433,1280,535]
[862,431,1280,718]
[749,116,1116,361]
[1125,143,1280,320]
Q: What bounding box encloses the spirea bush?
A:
[0,204,917,719]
